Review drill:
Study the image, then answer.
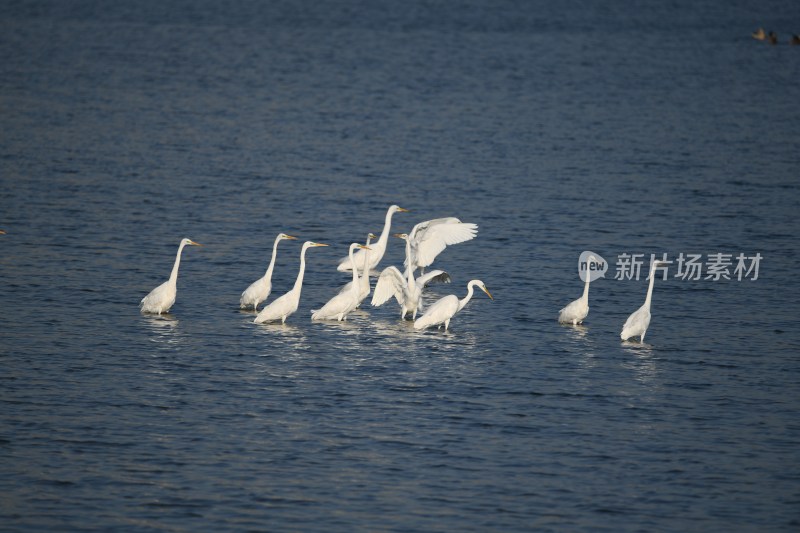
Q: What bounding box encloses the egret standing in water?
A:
[403,217,478,275]
[255,241,328,324]
[620,261,669,342]
[414,279,493,331]
[337,205,408,274]
[335,233,377,306]
[140,237,202,315]
[312,242,371,321]
[240,233,298,311]
[558,254,597,325]
[372,233,451,320]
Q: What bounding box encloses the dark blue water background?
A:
[2,1,799,530]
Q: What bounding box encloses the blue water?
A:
[2,1,800,530]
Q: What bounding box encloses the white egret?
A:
[240,233,298,311]
[404,217,477,274]
[558,255,596,325]
[337,205,408,274]
[620,261,669,342]
[312,243,371,321]
[414,279,493,331]
[335,233,377,305]
[372,233,451,320]
[254,241,328,324]
[140,238,202,315]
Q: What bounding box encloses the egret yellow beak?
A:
[358,245,372,250]
[397,207,410,212]
[285,235,299,240]
[311,242,329,247]
[392,233,408,238]
[482,286,494,300]
[190,240,203,246]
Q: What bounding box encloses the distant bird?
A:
[240,233,298,311]
[140,238,202,315]
[558,255,596,325]
[312,243,371,321]
[0,229,6,235]
[403,217,478,275]
[752,27,766,40]
[372,233,451,320]
[255,241,328,324]
[337,205,408,274]
[335,233,377,306]
[414,279,493,332]
[791,34,800,45]
[620,261,669,342]
[768,30,778,45]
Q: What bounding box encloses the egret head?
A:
[390,205,409,214]
[181,238,202,247]
[392,233,409,240]
[473,280,494,300]
[355,243,372,250]
[279,233,298,241]
[368,233,378,240]
[305,241,329,248]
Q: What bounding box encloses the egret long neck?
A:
[403,237,415,289]
[458,283,476,312]
[264,236,282,277]
[292,245,310,295]
[581,276,591,301]
[360,237,372,290]
[643,266,657,309]
[349,245,360,293]
[168,241,187,284]
[374,208,395,257]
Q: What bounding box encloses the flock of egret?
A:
[1,223,661,340]
[139,205,491,332]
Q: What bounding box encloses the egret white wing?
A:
[371,266,407,307]
[415,269,451,287]
[406,218,478,269]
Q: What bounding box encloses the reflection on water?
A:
[141,314,184,349]
[621,340,659,385]
[252,321,309,352]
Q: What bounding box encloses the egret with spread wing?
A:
[404,217,478,275]
[240,233,297,311]
[255,241,328,324]
[620,261,669,342]
[312,243,371,321]
[414,279,493,331]
[372,233,451,320]
[337,205,408,274]
[140,238,202,315]
[558,254,596,325]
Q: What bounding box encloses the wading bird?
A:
[414,279,493,331]
[312,243,371,321]
[240,233,298,311]
[255,241,328,324]
[372,233,451,320]
[335,233,377,306]
[620,261,669,342]
[558,255,597,325]
[404,217,477,275]
[337,205,408,274]
[140,238,202,315]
